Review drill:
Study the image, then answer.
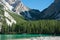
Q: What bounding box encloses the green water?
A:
[0,34,58,40]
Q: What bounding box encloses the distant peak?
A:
[5,0,21,4]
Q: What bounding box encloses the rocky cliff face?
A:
[0,0,29,13]
[5,0,17,4]
[5,0,29,14]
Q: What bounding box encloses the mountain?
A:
[0,4,43,33]
[0,0,28,13]
[0,4,26,33]
[5,0,30,13]
[0,0,60,34]
[0,0,42,20]
[1,0,60,20]
[20,0,60,20]
[40,0,60,19]
[14,0,60,20]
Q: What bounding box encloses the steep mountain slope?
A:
[0,4,26,33]
[40,0,60,19]
[0,4,17,32]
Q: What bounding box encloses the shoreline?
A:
[8,36,60,40]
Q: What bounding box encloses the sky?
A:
[21,0,54,11]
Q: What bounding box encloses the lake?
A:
[0,34,59,40]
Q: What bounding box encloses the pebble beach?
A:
[8,36,60,40]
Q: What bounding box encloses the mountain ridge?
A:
[41,0,60,19]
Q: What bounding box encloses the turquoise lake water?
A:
[0,34,59,40]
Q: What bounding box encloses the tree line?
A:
[1,20,60,34]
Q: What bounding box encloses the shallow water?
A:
[0,34,58,40]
